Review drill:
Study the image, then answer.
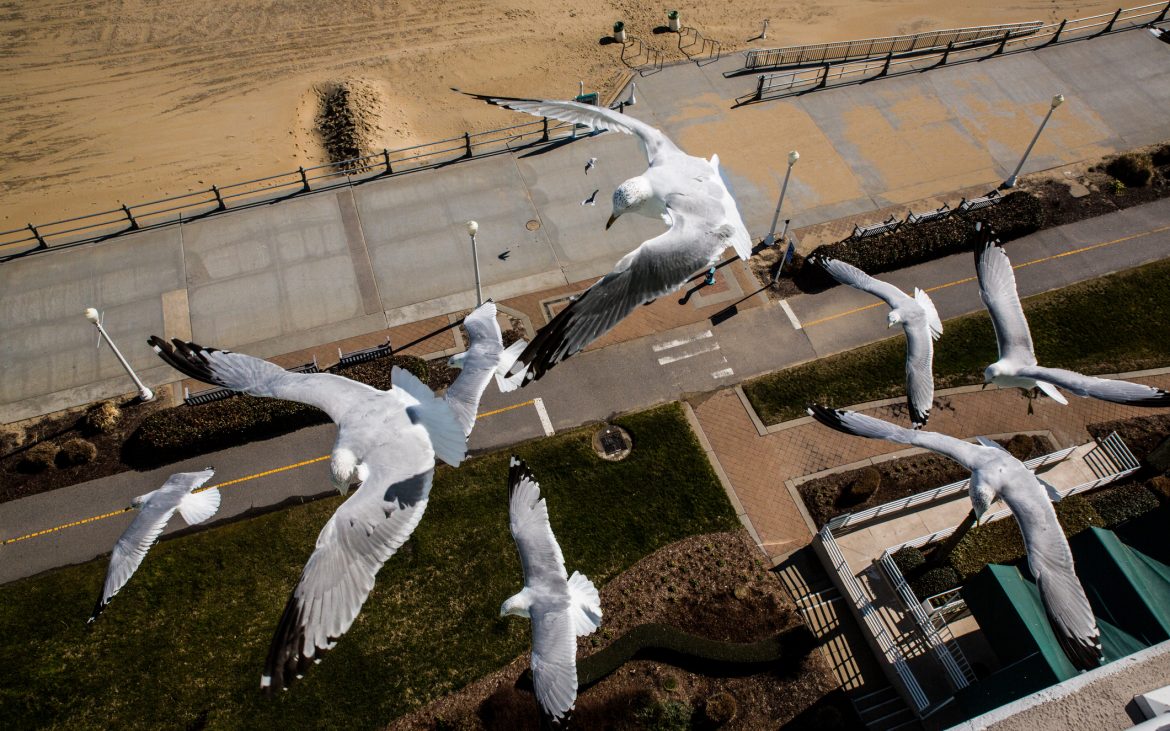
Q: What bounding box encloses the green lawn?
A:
[0,403,738,730]
[745,258,1170,425]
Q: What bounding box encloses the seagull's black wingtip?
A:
[807,404,853,434]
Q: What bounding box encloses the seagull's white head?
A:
[500,594,531,619]
[983,363,1003,384]
[330,447,359,495]
[607,176,653,230]
[969,479,997,523]
[447,352,466,370]
[887,311,902,329]
[130,494,149,509]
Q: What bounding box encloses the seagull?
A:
[501,457,602,721]
[807,404,1102,670]
[974,226,1170,408]
[812,255,943,428]
[148,335,468,691]
[456,89,752,383]
[581,189,599,206]
[499,249,511,261]
[446,300,529,436]
[89,469,220,624]
[584,157,597,174]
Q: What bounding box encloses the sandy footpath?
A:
[0,1,1120,229]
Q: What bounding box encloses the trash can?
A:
[613,21,626,43]
[667,10,680,32]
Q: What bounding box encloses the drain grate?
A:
[599,428,626,456]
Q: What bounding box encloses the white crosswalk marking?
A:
[711,368,734,379]
[780,299,802,330]
[652,330,713,352]
[532,397,554,436]
[657,342,720,365]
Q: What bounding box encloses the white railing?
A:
[818,527,932,712]
[826,445,1077,533]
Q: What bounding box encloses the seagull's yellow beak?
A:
[605,214,617,230]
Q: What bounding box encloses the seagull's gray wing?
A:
[806,405,985,470]
[149,337,375,424]
[262,454,433,692]
[530,603,580,720]
[1015,366,1170,406]
[814,256,909,308]
[903,322,937,428]
[445,301,506,436]
[508,457,568,587]
[973,234,1036,366]
[509,201,731,382]
[997,479,1102,670]
[456,89,682,165]
[89,469,217,623]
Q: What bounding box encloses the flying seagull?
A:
[89,469,220,623]
[502,457,602,721]
[581,189,599,206]
[456,89,752,384]
[499,249,511,261]
[974,226,1170,408]
[584,157,597,174]
[148,336,468,691]
[807,404,1102,670]
[446,300,528,436]
[812,255,943,428]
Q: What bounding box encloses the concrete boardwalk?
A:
[3,27,1170,422]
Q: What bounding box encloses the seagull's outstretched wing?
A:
[903,323,937,429]
[997,481,1102,670]
[149,337,375,424]
[1015,366,1170,406]
[509,457,568,587]
[445,301,506,436]
[806,405,984,470]
[973,232,1036,366]
[814,256,910,308]
[510,204,728,382]
[89,469,218,623]
[263,458,434,692]
[456,89,682,165]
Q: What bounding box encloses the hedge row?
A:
[125,354,436,468]
[1086,483,1161,527]
[793,191,1044,290]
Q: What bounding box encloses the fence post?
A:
[211,185,226,211]
[817,62,830,89]
[756,74,765,100]
[541,117,550,141]
[997,34,1009,54]
[881,51,893,77]
[1102,7,1122,33]
[382,148,393,174]
[1158,1,1169,23]
[27,223,47,249]
[939,41,954,66]
[121,204,139,230]
[1049,19,1066,45]
[463,132,473,158]
[298,167,310,192]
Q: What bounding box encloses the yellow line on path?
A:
[801,224,1170,329]
[2,399,540,545]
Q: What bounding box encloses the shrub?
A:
[948,495,1103,578]
[701,692,737,727]
[891,546,926,577]
[1003,434,1036,461]
[19,442,59,472]
[57,438,97,466]
[84,401,122,434]
[1106,153,1154,188]
[1087,483,1160,527]
[0,425,24,456]
[1151,144,1170,168]
[661,673,679,692]
[634,699,692,731]
[841,467,880,506]
[911,566,961,601]
[1147,475,1170,504]
[797,192,1044,289]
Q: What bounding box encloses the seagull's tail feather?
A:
[177,487,221,526]
[567,571,602,637]
[494,340,529,393]
[914,288,943,340]
[397,366,467,467]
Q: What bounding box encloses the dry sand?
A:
[0,1,1122,230]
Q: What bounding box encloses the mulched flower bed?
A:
[798,433,1055,529]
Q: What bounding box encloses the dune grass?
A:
[0,403,738,730]
[744,257,1170,425]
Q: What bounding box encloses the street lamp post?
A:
[466,220,483,306]
[763,150,800,247]
[1003,94,1064,189]
[84,308,154,402]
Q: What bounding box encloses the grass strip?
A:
[745,258,1170,425]
[0,403,738,730]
